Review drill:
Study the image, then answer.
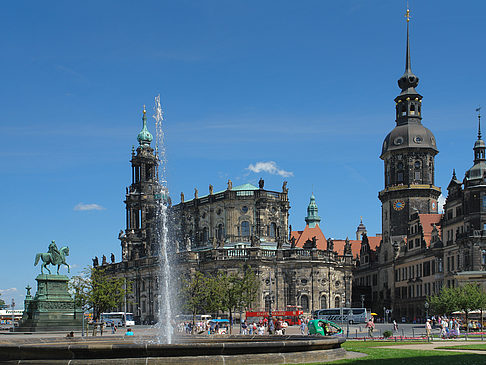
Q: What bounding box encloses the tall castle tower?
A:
[120,107,161,261]
[379,10,441,247]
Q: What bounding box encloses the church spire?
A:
[305,193,321,228]
[397,6,419,94]
[137,105,153,147]
[474,107,485,164]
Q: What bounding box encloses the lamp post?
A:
[360,295,365,309]
[11,299,15,332]
[424,302,429,321]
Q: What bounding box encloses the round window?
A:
[414,136,423,143]
[414,161,421,169]
[241,206,248,213]
[394,136,404,145]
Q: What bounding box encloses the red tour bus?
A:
[245,306,303,325]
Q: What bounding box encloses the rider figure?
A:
[49,240,61,264]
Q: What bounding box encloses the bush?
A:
[383,330,393,338]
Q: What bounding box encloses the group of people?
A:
[437,317,462,338]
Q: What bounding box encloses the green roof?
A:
[232,183,259,191]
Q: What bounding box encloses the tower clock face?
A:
[393,200,405,211]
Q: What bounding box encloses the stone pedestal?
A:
[16,274,83,332]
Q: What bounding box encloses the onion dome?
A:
[137,105,153,147]
[465,111,486,183]
[305,193,321,228]
[381,9,438,158]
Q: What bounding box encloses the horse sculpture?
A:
[34,244,70,275]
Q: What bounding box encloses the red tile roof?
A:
[333,239,360,257]
[291,224,327,250]
[418,214,442,246]
[291,224,381,256]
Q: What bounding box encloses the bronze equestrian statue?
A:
[34,240,70,275]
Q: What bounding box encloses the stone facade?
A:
[100,109,353,324]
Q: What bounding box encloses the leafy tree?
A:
[456,283,484,330]
[240,266,260,310]
[428,286,457,316]
[0,293,5,308]
[69,266,131,321]
[219,267,260,334]
[179,271,221,331]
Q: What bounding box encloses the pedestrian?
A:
[268,319,275,335]
[125,327,134,336]
[393,319,398,332]
[300,321,307,335]
[426,319,432,339]
[366,319,375,338]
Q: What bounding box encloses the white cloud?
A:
[438,194,446,214]
[247,161,294,178]
[0,288,17,295]
[74,203,105,211]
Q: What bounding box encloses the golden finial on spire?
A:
[143,104,146,115]
[405,2,411,23]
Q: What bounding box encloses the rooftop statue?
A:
[34,240,70,275]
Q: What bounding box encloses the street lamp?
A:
[11,299,15,332]
[424,302,429,321]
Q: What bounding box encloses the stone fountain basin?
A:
[0,335,346,364]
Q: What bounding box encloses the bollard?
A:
[356,329,358,339]
[401,329,404,341]
[412,328,415,338]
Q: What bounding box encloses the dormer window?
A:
[410,104,415,115]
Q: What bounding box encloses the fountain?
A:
[0,101,350,363]
[153,94,174,344]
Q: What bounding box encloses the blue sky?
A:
[1,1,485,308]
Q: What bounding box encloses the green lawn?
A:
[305,340,486,365]
[436,343,486,351]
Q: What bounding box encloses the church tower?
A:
[305,193,321,228]
[120,106,161,261]
[379,10,441,246]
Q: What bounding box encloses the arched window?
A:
[265,295,271,312]
[269,222,277,238]
[202,227,208,242]
[401,104,407,116]
[320,295,327,309]
[241,221,250,237]
[410,104,415,115]
[335,296,341,308]
[217,224,224,240]
[301,295,309,312]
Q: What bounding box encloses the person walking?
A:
[393,319,398,332]
[426,319,432,340]
[366,319,375,338]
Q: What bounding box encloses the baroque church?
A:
[98,9,486,324]
[100,108,354,324]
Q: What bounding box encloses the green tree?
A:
[0,293,5,308]
[219,267,260,334]
[179,271,221,331]
[240,266,260,310]
[69,266,131,321]
[456,283,484,330]
[428,286,457,316]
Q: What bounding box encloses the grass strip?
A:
[303,340,486,364]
